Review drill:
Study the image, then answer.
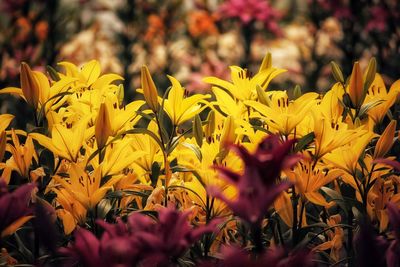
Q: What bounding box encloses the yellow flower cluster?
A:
[0,55,399,262]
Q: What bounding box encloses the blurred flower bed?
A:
[0,0,400,266]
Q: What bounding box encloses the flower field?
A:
[1,1,400,267]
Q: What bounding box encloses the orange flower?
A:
[35,21,49,42]
[187,10,218,38]
[144,14,165,42]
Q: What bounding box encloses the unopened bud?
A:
[141,65,160,113]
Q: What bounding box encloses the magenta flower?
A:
[218,0,281,35]
[203,246,315,267]
[209,135,300,224]
[386,203,400,267]
[0,181,35,237]
[61,208,218,266]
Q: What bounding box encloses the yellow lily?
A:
[53,163,116,210]
[0,63,78,112]
[52,187,87,234]
[58,60,123,91]
[203,53,286,101]
[30,118,89,162]
[324,131,374,175]
[245,91,318,136]
[312,113,366,159]
[163,75,211,126]
[365,74,400,124]
[287,159,344,207]
[0,130,38,184]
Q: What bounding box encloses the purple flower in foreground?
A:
[386,203,400,267]
[218,0,281,35]
[209,135,300,224]
[61,208,218,267]
[202,246,315,267]
[0,180,35,237]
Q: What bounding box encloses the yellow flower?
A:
[203,53,286,101]
[30,118,89,162]
[0,130,37,184]
[312,114,366,159]
[323,131,374,175]
[0,63,78,112]
[52,187,87,234]
[287,159,344,207]
[313,214,344,262]
[245,91,318,136]
[163,75,210,126]
[365,74,400,124]
[53,163,117,210]
[94,138,147,177]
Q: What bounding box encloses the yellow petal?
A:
[81,60,101,85]
[1,216,34,237]
[274,191,293,226]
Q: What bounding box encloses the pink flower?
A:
[209,135,300,224]
[0,181,35,237]
[61,208,218,266]
[218,0,281,35]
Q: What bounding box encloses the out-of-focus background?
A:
[0,0,399,104]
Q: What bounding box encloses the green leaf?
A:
[294,132,315,152]
[320,186,348,215]
[97,199,112,219]
[150,161,161,187]
[358,99,384,118]
[182,142,202,161]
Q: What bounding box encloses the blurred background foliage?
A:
[0,0,399,119]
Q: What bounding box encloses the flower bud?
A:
[95,102,112,149]
[20,62,40,109]
[193,114,203,147]
[220,116,236,150]
[330,61,344,84]
[204,110,215,141]
[293,84,302,99]
[363,57,376,91]
[348,61,363,108]
[259,52,272,71]
[374,120,397,159]
[141,65,160,113]
[117,84,124,107]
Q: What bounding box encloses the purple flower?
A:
[202,246,315,267]
[218,0,281,35]
[61,208,218,267]
[386,203,400,267]
[366,6,389,32]
[0,181,35,237]
[209,135,300,224]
